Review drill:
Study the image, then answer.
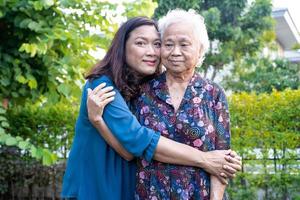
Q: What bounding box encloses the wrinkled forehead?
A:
[163,21,198,41]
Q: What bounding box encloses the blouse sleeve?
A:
[213,85,231,150]
[87,76,161,161]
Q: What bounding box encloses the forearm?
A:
[210,175,226,200]
[92,118,134,161]
[153,136,206,167]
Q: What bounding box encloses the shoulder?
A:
[194,73,226,99]
[141,73,166,93]
[210,81,226,97]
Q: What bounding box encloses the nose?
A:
[171,45,181,56]
[146,44,156,56]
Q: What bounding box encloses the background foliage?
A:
[1,0,299,199]
[154,0,275,82]
[1,89,299,199]
[224,58,300,93]
[0,0,157,165]
[0,102,77,198]
[227,89,300,199]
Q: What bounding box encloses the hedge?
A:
[0,89,299,199]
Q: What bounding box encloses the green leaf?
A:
[42,149,53,166]
[47,91,60,103]
[28,21,39,30]
[0,77,10,86]
[57,83,71,97]
[16,75,27,84]
[0,116,6,121]
[30,44,37,57]
[32,1,43,11]
[0,108,6,114]
[35,148,44,159]
[18,141,30,150]
[19,19,32,28]
[5,137,18,146]
[0,131,8,141]
[15,136,23,142]
[30,146,37,157]
[28,78,38,89]
[11,92,19,98]
[1,121,9,128]
[42,0,54,7]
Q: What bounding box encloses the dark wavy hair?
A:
[85,17,161,101]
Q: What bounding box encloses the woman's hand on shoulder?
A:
[87,82,116,124]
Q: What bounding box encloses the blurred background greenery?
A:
[0,0,299,199]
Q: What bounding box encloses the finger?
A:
[222,167,236,179]
[93,82,107,94]
[226,162,242,171]
[101,91,116,99]
[102,96,115,106]
[223,164,237,175]
[225,156,241,167]
[224,171,235,179]
[229,150,237,157]
[229,151,242,161]
[225,155,242,165]
[218,175,228,185]
[94,86,114,97]
[220,172,227,178]
[95,91,116,103]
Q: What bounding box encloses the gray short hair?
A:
[158,9,210,65]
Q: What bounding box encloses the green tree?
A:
[225,58,300,93]
[154,0,274,81]
[0,0,119,104]
[0,0,157,164]
[0,0,157,104]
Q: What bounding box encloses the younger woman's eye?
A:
[154,42,161,48]
[136,41,146,46]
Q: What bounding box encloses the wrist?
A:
[195,151,207,169]
[89,115,104,124]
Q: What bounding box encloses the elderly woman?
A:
[133,9,230,199]
[86,10,238,200]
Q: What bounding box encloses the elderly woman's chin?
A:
[165,64,194,74]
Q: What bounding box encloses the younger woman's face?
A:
[125,25,161,76]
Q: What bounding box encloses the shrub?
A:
[227,89,300,199]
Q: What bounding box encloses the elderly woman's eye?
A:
[181,43,189,47]
[165,43,173,47]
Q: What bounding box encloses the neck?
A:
[166,68,195,85]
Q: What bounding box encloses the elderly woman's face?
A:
[161,22,201,74]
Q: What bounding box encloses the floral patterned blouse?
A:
[133,72,231,200]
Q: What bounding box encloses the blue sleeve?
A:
[87,76,161,161]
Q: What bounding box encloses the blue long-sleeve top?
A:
[61,75,161,200]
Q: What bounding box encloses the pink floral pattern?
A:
[133,72,230,200]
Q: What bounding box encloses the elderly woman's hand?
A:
[201,150,242,184]
[87,83,115,124]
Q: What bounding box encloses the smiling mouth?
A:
[143,60,157,66]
